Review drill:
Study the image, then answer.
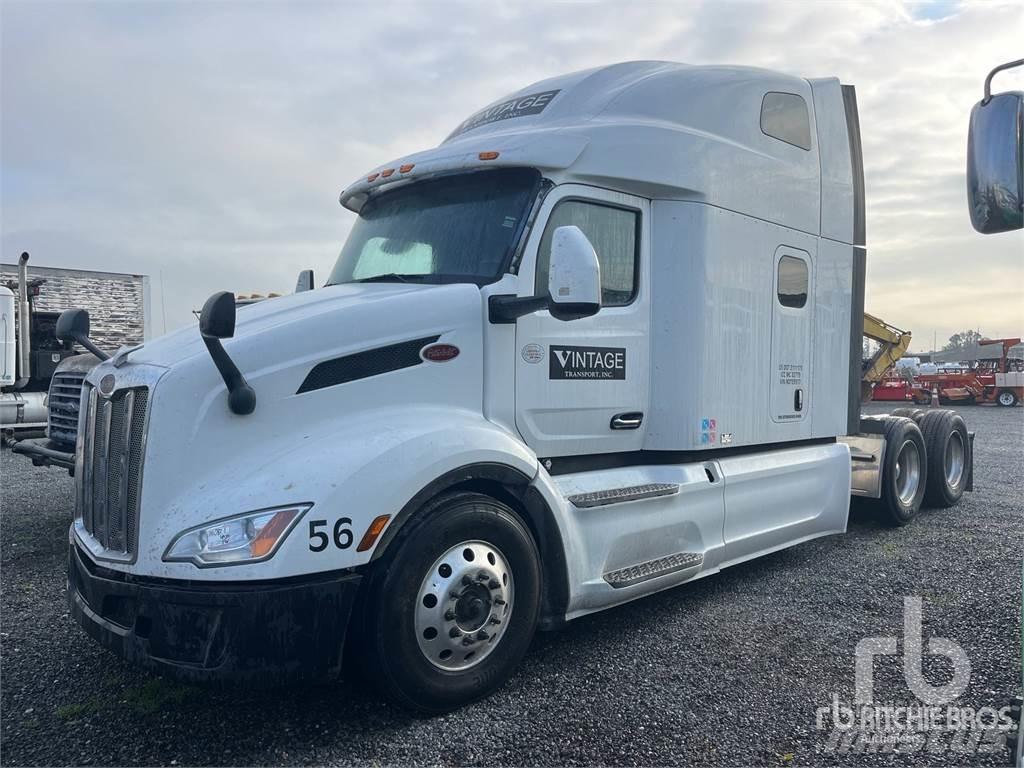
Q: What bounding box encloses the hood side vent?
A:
[297,335,440,394]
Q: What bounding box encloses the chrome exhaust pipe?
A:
[15,251,31,389]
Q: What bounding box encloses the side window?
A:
[761,92,811,151]
[777,255,808,308]
[537,200,639,306]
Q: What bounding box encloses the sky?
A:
[2,0,1022,352]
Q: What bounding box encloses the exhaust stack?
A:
[15,252,31,389]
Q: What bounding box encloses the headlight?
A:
[163,504,310,566]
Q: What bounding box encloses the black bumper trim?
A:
[68,544,361,684]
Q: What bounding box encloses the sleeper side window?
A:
[536,200,639,306]
[761,92,812,151]
[777,255,808,308]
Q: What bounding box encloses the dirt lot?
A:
[1,403,1021,766]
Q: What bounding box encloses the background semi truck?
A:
[54,60,1021,713]
[0,253,149,463]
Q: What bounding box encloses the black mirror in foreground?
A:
[55,308,110,361]
[967,59,1024,235]
[199,291,256,415]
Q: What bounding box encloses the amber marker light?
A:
[399,163,415,173]
[357,514,391,552]
[249,508,300,558]
[478,151,500,160]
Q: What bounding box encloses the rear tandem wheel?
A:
[860,416,927,526]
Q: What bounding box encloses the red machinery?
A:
[915,338,1023,407]
[869,375,931,403]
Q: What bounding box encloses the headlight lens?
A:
[164,504,310,566]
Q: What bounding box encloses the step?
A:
[567,482,680,509]
[603,551,704,588]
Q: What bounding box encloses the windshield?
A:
[327,168,540,286]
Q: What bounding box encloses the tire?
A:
[872,416,927,526]
[353,491,541,713]
[918,409,969,508]
[998,390,1018,407]
[890,407,926,423]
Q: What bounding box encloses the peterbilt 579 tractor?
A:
[59,59,1022,713]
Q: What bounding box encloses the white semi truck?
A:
[61,60,1020,713]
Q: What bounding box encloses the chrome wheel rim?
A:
[895,439,922,505]
[999,391,1015,406]
[414,540,514,671]
[945,430,965,488]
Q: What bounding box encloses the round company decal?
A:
[421,343,460,362]
[521,343,544,364]
[99,374,115,396]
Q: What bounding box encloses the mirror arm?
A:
[201,334,256,415]
[74,334,111,362]
[488,294,551,324]
[983,58,1024,105]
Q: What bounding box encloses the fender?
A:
[371,461,572,628]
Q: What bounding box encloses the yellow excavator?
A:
[861,312,913,401]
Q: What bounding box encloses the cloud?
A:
[2,0,1022,349]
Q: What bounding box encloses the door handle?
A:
[610,412,643,430]
[794,388,804,412]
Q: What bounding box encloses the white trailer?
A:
[63,61,987,712]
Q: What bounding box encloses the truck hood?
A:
[83,280,490,578]
[129,282,451,367]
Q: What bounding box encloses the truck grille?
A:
[77,384,149,558]
[48,371,88,447]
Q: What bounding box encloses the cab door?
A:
[514,185,650,458]
[769,246,814,430]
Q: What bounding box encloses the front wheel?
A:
[354,491,541,713]
[998,390,1019,407]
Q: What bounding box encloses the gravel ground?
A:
[1,404,1021,767]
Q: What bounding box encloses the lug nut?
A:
[494,598,506,606]
[449,627,462,638]
[462,575,474,586]
[444,609,457,621]
[476,630,490,641]
[489,616,501,625]
[488,579,500,589]
[477,571,489,581]
[462,636,475,646]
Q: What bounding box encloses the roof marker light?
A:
[381,168,395,178]
[399,163,415,173]
[478,151,500,161]
[367,172,379,182]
